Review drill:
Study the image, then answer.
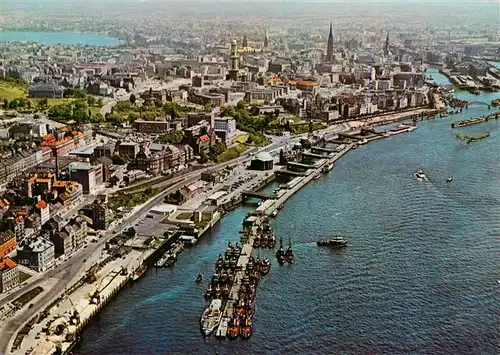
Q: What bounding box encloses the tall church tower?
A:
[384,32,390,56]
[228,40,239,81]
[326,22,334,62]
[242,35,248,49]
[264,26,269,48]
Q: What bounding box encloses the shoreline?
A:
[22,110,439,353]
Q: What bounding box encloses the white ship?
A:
[200,299,222,336]
[414,169,428,181]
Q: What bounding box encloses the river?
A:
[76,73,500,354]
[0,31,119,46]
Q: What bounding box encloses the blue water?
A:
[77,86,500,354]
[0,31,119,46]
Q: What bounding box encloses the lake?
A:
[0,31,120,46]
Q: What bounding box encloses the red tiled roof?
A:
[35,200,48,209]
[0,257,17,270]
[199,134,210,143]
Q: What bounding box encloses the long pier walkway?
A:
[215,143,354,338]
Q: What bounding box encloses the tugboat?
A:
[196,273,203,283]
[414,168,428,181]
[447,176,453,183]
[253,235,261,248]
[317,236,348,248]
[227,317,240,339]
[216,254,224,269]
[200,299,222,336]
[276,238,286,265]
[260,258,271,275]
[268,234,276,248]
[285,238,294,264]
[260,234,268,248]
[239,317,253,339]
[205,284,213,300]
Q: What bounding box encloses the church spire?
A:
[326,22,334,63]
[264,26,269,48]
[384,32,390,56]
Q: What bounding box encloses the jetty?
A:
[214,143,354,338]
[451,113,499,128]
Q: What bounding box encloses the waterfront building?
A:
[91,198,108,231]
[250,152,274,171]
[0,257,19,293]
[17,237,55,272]
[51,231,73,256]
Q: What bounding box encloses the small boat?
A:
[216,254,224,269]
[322,163,334,173]
[447,176,453,183]
[414,168,428,181]
[270,209,278,217]
[132,264,146,281]
[276,238,285,265]
[196,273,203,283]
[200,299,222,336]
[313,173,321,180]
[317,236,348,248]
[285,238,294,264]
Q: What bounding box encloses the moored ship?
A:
[200,299,222,336]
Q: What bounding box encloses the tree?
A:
[129,94,136,105]
[123,227,136,237]
[112,155,126,165]
[203,103,213,112]
[97,98,104,107]
[109,176,120,187]
[274,108,280,119]
[3,99,8,108]
[236,100,246,111]
[154,130,184,145]
[91,112,105,123]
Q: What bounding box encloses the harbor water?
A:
[77,77,500,354]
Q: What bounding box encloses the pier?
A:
[215,143,355,338]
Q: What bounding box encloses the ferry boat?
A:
[200,299,222,336]
[414,169,428,181]
[317,236,348,248]
[322,163,334,173]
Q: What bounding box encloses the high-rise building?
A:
[227,40,239,81]
[242,35,248,48]
[264,26,269,48]
[326,23,334,63]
